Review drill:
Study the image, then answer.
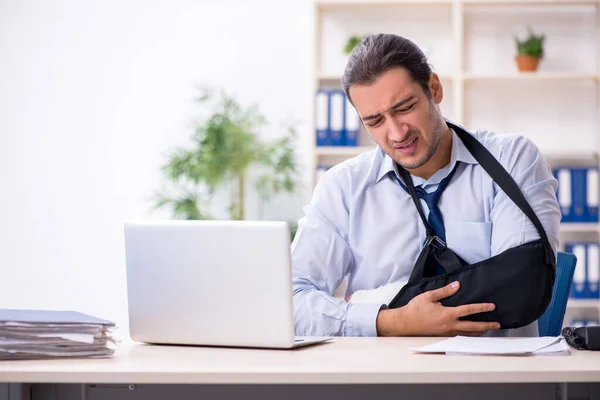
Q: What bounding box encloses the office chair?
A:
[537,251,577,337]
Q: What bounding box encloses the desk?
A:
[0,338,599,400]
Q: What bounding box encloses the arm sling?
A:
[387,121,556,330]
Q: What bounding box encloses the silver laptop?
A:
[124,220,332,349]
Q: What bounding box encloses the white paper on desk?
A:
[412,336,571,356]
[532,339,571,356]
[36,333,96,344]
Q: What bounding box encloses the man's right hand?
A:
[375,281,501,337]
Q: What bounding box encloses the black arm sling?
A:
[387,121,556,330]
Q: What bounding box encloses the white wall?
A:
[0,0,313,335]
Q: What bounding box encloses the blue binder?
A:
[329,90,345,146]
[554,168,572,222]
[586,167,599,222]
[343,94,359,147]
[587,243,600,299]
[315,89,330,146]
[571,168,587,222]
[566,242,587,299]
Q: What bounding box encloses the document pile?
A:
[412,335,571,356]
[0,309,116,360]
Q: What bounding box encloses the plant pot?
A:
[515,55,541,72]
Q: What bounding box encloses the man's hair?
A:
[342,33,433,104]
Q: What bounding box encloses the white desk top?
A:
[0,338,598,384]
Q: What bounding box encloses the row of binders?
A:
[553,166,599,223]
[0,309,116,360]
[570,319,600,327]
[566,242,600,300]
[315,89,361,147]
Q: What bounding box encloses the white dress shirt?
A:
[291,126,561,337]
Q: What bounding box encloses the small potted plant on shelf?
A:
[514,26,545,72]
[344,35,366,55]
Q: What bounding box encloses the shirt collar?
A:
[375,127,479,185]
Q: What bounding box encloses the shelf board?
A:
[464,72,598,81]
[315,146,376,156]
[315,147,599,161]
[542,151,598,163]
[315,0,598,7]
[462,0,598,5]
[567,298,600,309]
[560,223,600,233]
[315,0,452,8]
[318,73,454,82]
[319,72,595,83]
[318,74,344,82]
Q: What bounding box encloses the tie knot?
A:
[415,186,442,210]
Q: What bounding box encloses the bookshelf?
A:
[312,0,600,320]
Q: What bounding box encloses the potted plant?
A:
[344,35,366,55]
[153,87,301,240]
[514,27,545,72]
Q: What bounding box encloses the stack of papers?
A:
[412,335,571,356]
[0,309,117,360]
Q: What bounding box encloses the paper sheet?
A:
[0,309,116,360]
[412,336,571,356]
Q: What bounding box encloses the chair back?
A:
[537,251,577,336]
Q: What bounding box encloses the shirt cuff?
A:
[345,302,385,337]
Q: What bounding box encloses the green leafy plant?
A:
[344,35,366,55]
[514,27,545,58]
[153,88,301,238]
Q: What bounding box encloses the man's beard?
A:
[397,106,443,170]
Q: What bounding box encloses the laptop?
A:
[123,220,332,349]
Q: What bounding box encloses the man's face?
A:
[349,67,445,172]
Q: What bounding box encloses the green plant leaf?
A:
[152,185,212,220]
[344,35,365,55]
[153,87,300,221]
[514,26,545,58]
[253,125,300,203]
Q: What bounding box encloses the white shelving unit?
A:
[312,0,600,318]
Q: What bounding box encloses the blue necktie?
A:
[395,163,459,276]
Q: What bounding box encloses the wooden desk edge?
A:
[1,370,599,385]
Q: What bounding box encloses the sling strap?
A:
[396,120,554,266]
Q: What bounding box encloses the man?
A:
[291,33,561,338]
